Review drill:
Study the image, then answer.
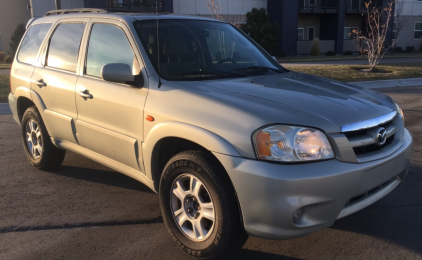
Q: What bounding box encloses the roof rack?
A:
[44,8,108,16]
[44,8,169,16]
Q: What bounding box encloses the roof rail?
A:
[44,8,108,16]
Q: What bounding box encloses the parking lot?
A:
[1,86,421,260]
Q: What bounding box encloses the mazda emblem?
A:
[376,127,387,146]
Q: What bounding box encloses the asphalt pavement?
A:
[0,87,421,260]
[0,103,11,115]
[0,69,10,76]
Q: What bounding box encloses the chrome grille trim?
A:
[341,111,397,133]
[348,123,397,148]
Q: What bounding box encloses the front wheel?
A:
[159,151,247,259]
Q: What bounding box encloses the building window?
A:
[298,28,304,41]
[344,27,358,40]
[392,22,397,39]
[309,0,316,5]
[308,27,315,41]
[415,22,422,40]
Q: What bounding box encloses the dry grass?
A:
[0,76,10,102]
[278,52,422,63]
[285,62,422,82]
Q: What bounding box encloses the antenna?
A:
[156,0,162,88]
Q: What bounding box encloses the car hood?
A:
[185,72,395,132]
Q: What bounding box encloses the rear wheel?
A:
[21,106,66,170]
[159,151,248,259]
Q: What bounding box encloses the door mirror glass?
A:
[101,63,134,84]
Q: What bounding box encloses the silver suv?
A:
[8,9,413,259]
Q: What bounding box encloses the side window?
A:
[17,23,52,64]
[86,23,136,78]
[46,23,85,72]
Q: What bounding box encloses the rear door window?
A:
[17,23,52,64]
[46,23,85,72]
[86,23,135,78]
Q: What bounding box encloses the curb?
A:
[349,77,422,89]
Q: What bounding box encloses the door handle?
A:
[35,79,47,87]
[78,89,93,99]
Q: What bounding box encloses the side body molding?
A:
[143,121,241,181]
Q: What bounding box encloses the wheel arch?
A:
[142,121,241,192]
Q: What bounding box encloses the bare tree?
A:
[393,0,411,51]
[353,1,396,71]
[207,0,223,21]
[206,0,245,25]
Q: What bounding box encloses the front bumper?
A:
[213,128,413,240]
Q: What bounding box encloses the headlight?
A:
[393,100,404,120]
[253,125,334,162]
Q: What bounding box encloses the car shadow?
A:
[48,165,155,194]
[329,165,422,255]
[223,250,304,260]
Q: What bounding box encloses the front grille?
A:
[352,135,394,155]
[343,120,397,156]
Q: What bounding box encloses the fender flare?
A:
[142,121,241,181]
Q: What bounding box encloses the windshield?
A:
[135,19,285,81]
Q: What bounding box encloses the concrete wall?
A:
[31,0,85,17]
[0,0,32,55]
[31,0,56,17]
[394,0,422,49]
[395,16,422,49]
[0,27,3,52]
[297,40,335,54]
[173,0,267,16]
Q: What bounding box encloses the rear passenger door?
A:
[75,19,148,172]
[30,19,89,144]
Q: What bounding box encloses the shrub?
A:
[0,51,5,61]
[4,55,13,64]
[406,46,415,52]
[8,23,26,56]
[343,50,354,55]
[394,46,402,53]
[242,8,280,55]
[326,50,336,56]
[310,38,320,56]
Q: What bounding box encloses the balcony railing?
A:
[300,0,339,10]
[106,0,165,12]
[347,0,363,11]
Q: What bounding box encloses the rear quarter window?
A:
[17,23,52,65]
[46,23,85,72]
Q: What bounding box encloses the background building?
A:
[394,0,422,50]
[0,0,31,53]
[0,0,408,56]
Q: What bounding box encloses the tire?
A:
[21,106,66,170]
[159,150,248,259]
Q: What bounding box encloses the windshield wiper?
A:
[171,70,247,79]
[232,66,284,74]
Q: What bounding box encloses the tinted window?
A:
[86,24,135,77]
[47,23,85,72]
[17,23,52,64]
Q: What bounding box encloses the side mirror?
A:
[101,63,134,84]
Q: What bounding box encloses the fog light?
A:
[293,208,304,224]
